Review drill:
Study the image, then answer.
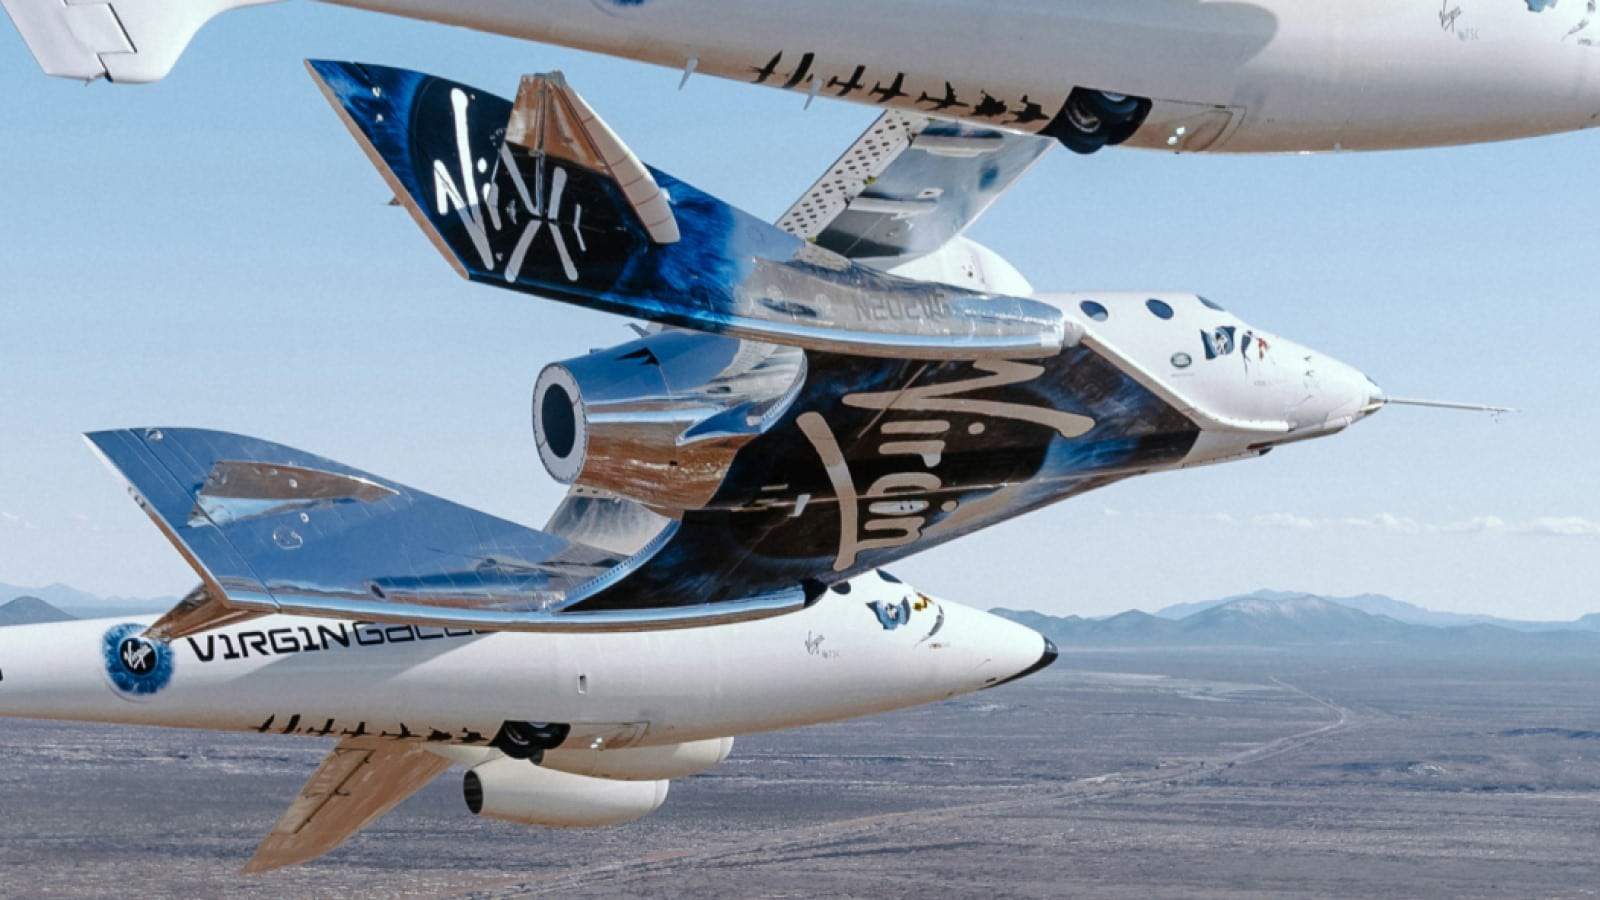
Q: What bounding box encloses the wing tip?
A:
[239,856,284,876]
[306,59,475,282]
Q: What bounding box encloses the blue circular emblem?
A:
[102,623,174,698]
[590,0,649,14]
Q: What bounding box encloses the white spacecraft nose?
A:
[939,603,1058,691]
[1294,353,1385,433]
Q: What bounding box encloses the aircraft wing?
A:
[86,427,814,636]
[1,0,277,84]
[775,111,1054,267]
[244,737,451,874]
[307,60,1074,361]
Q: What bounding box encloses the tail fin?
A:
[306,59,1071,360]
[2,0,279,83]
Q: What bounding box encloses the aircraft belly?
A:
[324,0,1600,150]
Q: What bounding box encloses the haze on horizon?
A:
[0,5,1595,620]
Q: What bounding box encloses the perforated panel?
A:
[776,111,920,240]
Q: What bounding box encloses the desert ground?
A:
[2,649,1598,898]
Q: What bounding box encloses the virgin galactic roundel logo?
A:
[102,623,174,699]
[591,0,651,14]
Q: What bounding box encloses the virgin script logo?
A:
[799,360,1094,572]
[432,88,587,284]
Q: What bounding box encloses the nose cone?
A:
[940,603,1058,691]
[845,577,1058,702]
[988,637,1058,689]
[1290,352,1384,433]
[1357,376,1385,422]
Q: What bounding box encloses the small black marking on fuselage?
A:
[828,65,866,96]
[750,51,783,83]
[973,92,1008,118]
[918,82,969,111]
[1008,95,1048,124]
[871,73,908,103]
[781,52,815,89]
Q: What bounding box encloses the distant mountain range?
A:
[1155,589,1600,634]
[6,583,1598,657]
[993,590,1600,657]
[0,596,75,627]
[0,582,173,621]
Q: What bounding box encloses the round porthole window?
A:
[1171,352,1193,369]
[1079,300,1109,322]
[1198,295,1226,312]
[1146,298,1175,320]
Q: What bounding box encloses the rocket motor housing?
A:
[533,331,806,510]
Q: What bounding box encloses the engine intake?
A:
[533,331,806,510]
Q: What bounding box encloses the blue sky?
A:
[1,3,1596,618]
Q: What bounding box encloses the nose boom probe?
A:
[1378,397,1516,415]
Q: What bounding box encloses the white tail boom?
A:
[2,0,279,83]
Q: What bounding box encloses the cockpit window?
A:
[1145,298,1174,320]
[1079,300,1109,322]
[1198,295,1226,312]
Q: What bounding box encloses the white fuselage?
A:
[328,0,1600,151]
[1042,291,1382,468]
[0,576,1049,749]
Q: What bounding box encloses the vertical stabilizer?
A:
[507,72,680,245]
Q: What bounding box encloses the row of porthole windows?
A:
[1079,295,1225,323]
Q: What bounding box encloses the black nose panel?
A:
[987,637,1059,690]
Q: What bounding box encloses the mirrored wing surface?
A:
[87,427,808,633]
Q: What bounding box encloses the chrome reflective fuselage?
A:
[525,291,1379,602]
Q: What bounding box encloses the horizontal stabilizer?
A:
[2,0,280,83]
[307,60,1073,360]
[87,427,810,632]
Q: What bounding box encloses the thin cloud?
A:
[1243,511,1600,538]
[1516,516,1600,537]
[1252,512,1318,531]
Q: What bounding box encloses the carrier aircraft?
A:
[0,60,1505,871]
[7,0,1600,154]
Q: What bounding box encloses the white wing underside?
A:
[244,737,452,873]
[775,109,1053,292]
[1,0,280,83]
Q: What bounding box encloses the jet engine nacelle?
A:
[463,757,670,828]
[533,331,805,510]
[541,737,734,781]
